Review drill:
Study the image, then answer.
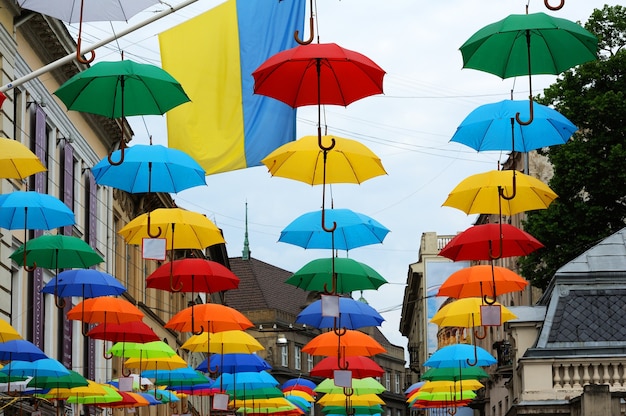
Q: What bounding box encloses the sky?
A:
[64,0,611,355]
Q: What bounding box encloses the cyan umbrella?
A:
[142,367,211,387]
[91,143,206,194]
[288,260,387,295]
[1,358,69,378]
[296,296,384,330]
[0,191,75,230]
[423,344,496,369]
[197,353,272,374]
[450,99,577,152]
[41,269,126,308]
[284,395,311,411]
[279,208,390,251]
[214,371,279,391]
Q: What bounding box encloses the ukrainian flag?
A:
[159,0,305,175]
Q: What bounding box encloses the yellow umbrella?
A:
[124,355,188,371]
[118,207,225,249]
[0,318,22,342]
[412,380,484,396]
[42,380,109,400]
[284,390,315,402]
[181,330,264,354]
[66,384,123,404]
[430,298,517,328]
[261,134,386,185]
[230,397,295,408]
[442,169,557,216]
[0,137,46,180]
[317,393,385,407]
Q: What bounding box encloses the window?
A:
[394,373,401,394]
[294,345,302,370]
[280,345,288,367]
[384,371,390,390]
[306,354,314,372]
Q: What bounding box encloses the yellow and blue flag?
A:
[159,0,305,175]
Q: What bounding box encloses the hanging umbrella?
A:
[285,395,312,411]
[55,60,190,164]
[0,137,46,180]
[412,389,476,402]
[450,99,577,152]
[98,391,151,408]
[0,318,22,342]
[27,370,89,390]
[92,143,206,193]
[87,320,160,359]
[0,358,70,378]
[296,296,384,330]
[214,371,280,391]
[442,169,557,216]
[423,344,497,369]
[321,405,383,415]
[118,207,225,249]
[317,393,385,407]
[283,390,316,403]
[261,135,386,185]
[279,208,390,251]
[315,377,385,395]
[197,353,271,374]
[41,268,124,308]
[66,384,123,404]
[108,341,176,360]
[418,380,484,394]
[141,367,210,387]
[310,356,384,379]
[431,298,517,329]
[67,296,144,336]
[146,257,239,294]
[165,303,253,335]
[302,330,385,371]
[0,339,47,361]
[181,330,264,354]
[436,265,529,302]
[460,11,597,124]
[421,366,488,382]
[439,223,544,261]
[45,380,111,400]
[287,258,387,295]
[282,378,317,392]
[124,355,188,371]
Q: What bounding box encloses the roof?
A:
[555,227,626,276]
[224,257,311,316]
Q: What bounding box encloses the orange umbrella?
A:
[165,303,253,335]
[436,265,528,304]
[302,330,385,370]
[67,297,144,336]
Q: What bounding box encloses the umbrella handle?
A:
[544,0,565,10]
[321,208,337,233]
[474,326,487,340]
[515,32,534,126]
[76,37,96,64]
[22,242,36,272]
[483,295,496,306]
[121,367,131,377]
[515,97,534,126]
[107,139,126,166]
[169,262,183,292]
[343,387,353,397]
[498,170,517,201]
[54,295,66,309]
[294,0,314,45]
[147,213,163,238]
[447,408,457,415]
[465,345,478,367]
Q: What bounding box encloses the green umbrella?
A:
[286,257,387,294]
[27,370,89,390]
[54,59,190,165]
[421,366,489,382]
[108,341,177,359]
[460,11,597,125]
[321,405,384,415]
[315,377,386,395]
[10,234,104,270]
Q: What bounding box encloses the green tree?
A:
[520,5,626,290]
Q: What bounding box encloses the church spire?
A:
[242,201,251,260]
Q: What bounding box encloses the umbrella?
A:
[442,169,557,216]
[118,207,225,250]
[181,330,264,354]
[28,370,89,390]
[98,391,151,408]
[302,330,386,370]
[423,344,497,368]
[261,134,386,185]
[87,321,160,359]
[413,390,476,402]
[296,296,384,330]
[55,60,190,164]
[45,380,111,400]
[450,99,577,152]
[124,355,188,371]
[418,380,484,394]
[317,393,385,407]
[460,11,597,124]
[197,353,271,374]
[41,268,125,309]
[431,298,517,329]
[421,366,489,382]
[146,257,239,294]
[283,390,315,402]
[214,371,280,390]
[315,377,385,395]
[310,356,384,379]
[321,405,383,415]
[67,296,144,336]
[279,208,390,251]
[0,359,70,378]
[282,378,317,392]
[91,143,206,193]
[66,384,123,404]
[285,395,312,411]
[439,223,544,261]
[287,258,387,295]
[0,137,46,180]
[0,339,47,361]
[0,318,22,342]
[437,265,529,302]
[165,303,253,335]
[141,367,210,387]
[108,341,176,359]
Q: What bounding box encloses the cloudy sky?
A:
[67,0,610,353]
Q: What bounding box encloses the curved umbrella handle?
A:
[294,0,314,45]
[515,96,535,126]
[208,364,220,377]
[343,387,353,397]
[321,208,337,233]
[121,366,131,377]
[447,408,458,415]
[544,0,565,10]
[169,260,183,292]
[515,31,534,126]
[107,140,126,166]
[483,295,496,306]
[23,246,36,272]
[333,326,347,337]
[76,38,96,64]
[54,295,66,309]
[466,344,478,367]
[488,224,503,260]
[498,170,517,201]
[474,326,487,340]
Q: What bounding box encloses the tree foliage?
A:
[519,5,626,290]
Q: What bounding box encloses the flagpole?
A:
[0,0,199,93]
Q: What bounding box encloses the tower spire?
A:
[242,201,251,260]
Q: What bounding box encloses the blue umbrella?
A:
[279,208,390,250]
[0,191,75,230]
[91,144,206,194]
[41,269,126,300]
[423,344,496,369]
[450,99,577,153]
[296,296,384,330]
[282,378,317,392]
[0,339,47,361]
[0,358,70,377]
[197,353,272,374]
[136,391,162,405]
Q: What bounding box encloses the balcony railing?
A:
[553,359,626,390]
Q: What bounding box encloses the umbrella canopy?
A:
[108,341,176,359]
[0,191,74,230]
[198,353,271,373]
[279,208,390,250]
[11,234,104,270]
[98,391,151,408]
[287,258,387,294]
[91,143,206,194]
[65,384,123,404]
[165,303,253,333]
[310,356,384,379]
[0,339,47,361]
[252,42,385,108]
[119,207,225,250]
[439,223,544,261]
[317,393,385,407]
[17,0,158,23]
[1,358,70,377]
[124,354,188,371]
[315,377,385,395]
[181,330,264,354]
[436,265,529,299]
[142,367,210,387]
[0,137,46,180]
[421,366,489,382]
[146,258,240,293]
[442,169,557,216]
[423,344,497,368]
[45,380,111,400]
[460,12,597,79]
[450,99,577,152]
[418,380,484,394]
[282,378,317,392]
[413,390,476,402]
[283,390,315,402]
[87,321,160,343]
[27,370,88,390]
[431,298,517,328]
[41,269,126,298]
[214,371,279,390]
[302,329,386,358]
[261,135,386,185]
[321,405,383,415]
[296,296,384,329]
[0,318,22,343]
[55,60,190,118]
[67,297,144,325]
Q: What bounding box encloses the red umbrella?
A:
[146,258,240,293]
[439,223,544,261]
[87,321,160,361]
[310,356,384,379]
